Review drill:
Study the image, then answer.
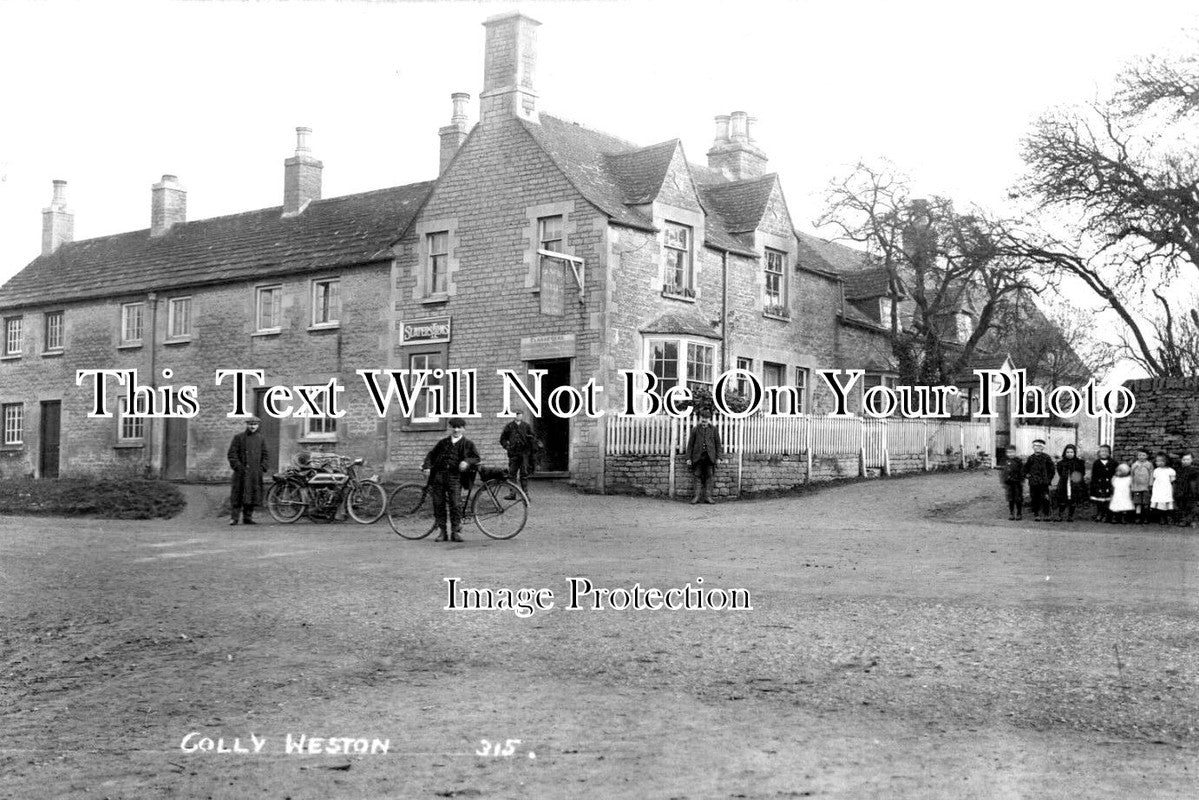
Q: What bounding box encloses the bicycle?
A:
[267,454,387,524]
[387,467,528,540]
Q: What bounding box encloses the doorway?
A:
[163,418,188,480]
[253,389,282,472]
[39,401,60,479]
[528,358,571,475]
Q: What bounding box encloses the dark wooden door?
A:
[163,418,188,479]
[39,401,61,478]
[253,390,282,472]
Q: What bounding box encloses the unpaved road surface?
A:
[1,471,1196,799]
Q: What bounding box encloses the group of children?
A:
[1001,439,1199,526]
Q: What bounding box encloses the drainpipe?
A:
[147,292,159,478]
[720,250,729,373]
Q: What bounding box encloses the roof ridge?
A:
[538,112,643,150]
[53,180,437,248]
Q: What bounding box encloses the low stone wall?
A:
[603,445,990,498]
[1114,377,1199,460]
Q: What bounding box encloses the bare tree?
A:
[995,297,1117,388]
[1013,48,1199,376]
[819,162,1038,385]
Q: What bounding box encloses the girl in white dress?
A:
[1109,463,1134,523]
[1150,451,1177,524]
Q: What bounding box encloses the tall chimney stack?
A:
[439,92,471,174]
[150,174,187,237]
[706,109,769,181]
[41,180,74,256]
[480,12,541,125]
[283,126,323,216]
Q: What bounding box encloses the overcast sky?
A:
[1,0,1195,292]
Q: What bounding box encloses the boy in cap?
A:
[422,417,480,542]
[685,411,723,504]
[1024,439,1056,522]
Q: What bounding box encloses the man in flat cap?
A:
[227,416,270,525]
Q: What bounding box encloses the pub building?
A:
[0,13,897,490]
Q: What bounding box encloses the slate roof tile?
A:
[0,182,434,309]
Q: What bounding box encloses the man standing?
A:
[685,412,722,504]
[1024,439,1056,522]
[423,417,481,542]
[500,408,540,499]
[227,416,270,526]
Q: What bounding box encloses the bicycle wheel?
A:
[387,483,436,540]
[346,481,387,524]
[471,480,528,539]
[267,480,307,523]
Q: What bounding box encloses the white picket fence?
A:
[1011,423,1078,457]
[606,413,993,468]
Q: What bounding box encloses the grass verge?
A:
[0,478,186,520]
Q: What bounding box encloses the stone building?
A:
[0,12,892,490]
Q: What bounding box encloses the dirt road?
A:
[1,472,1196,798]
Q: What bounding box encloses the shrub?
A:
[0,478,185,519]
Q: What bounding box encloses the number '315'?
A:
[477,738,522,756]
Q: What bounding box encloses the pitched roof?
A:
[519,114,656,231]
[840,303,887,331]
[605,139,679,205]
[842,266,896,300]
[0,182,434,309]
[699,175,777,233]
[639,309,720,340]
[796,233,874,274]
[521,115,757,255]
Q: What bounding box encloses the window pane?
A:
[663,223,692,292]
[45,312,63,350]
[5,318,22,354]
[257,288,280,330]
[686,343,714,391]
[170,299,190,337]
[122,304,143,342]
[539,215,564,250]
[410,352,445,421]
[3,404,22,444]
[314,280,339,324]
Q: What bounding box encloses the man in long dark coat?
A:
[227,416,270,525]
[685,412,722,504]
[500,408,540,499]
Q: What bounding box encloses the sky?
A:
[1,0,1196,305]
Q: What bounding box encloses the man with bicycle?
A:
[422,417,480,542]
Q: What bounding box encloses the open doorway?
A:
[528,358,571,475]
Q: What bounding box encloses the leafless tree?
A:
[995,297,1117,388]
[1013,48,1199,376]
[819,162,1038,385]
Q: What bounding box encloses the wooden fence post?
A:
[923,419,930,472]
[859,417,866,477]
[805,416,813,485]
[668,417,677,499]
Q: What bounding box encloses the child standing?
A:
[1089,445,1117,523]
[1025,439,1056,522]
[1176,453,1198,528]
[1109,463,1134,522]
[1001,444,1024,521]
[1149,451,1176,525]
[1130,449,1154,524]
[1055,444,1088,522]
